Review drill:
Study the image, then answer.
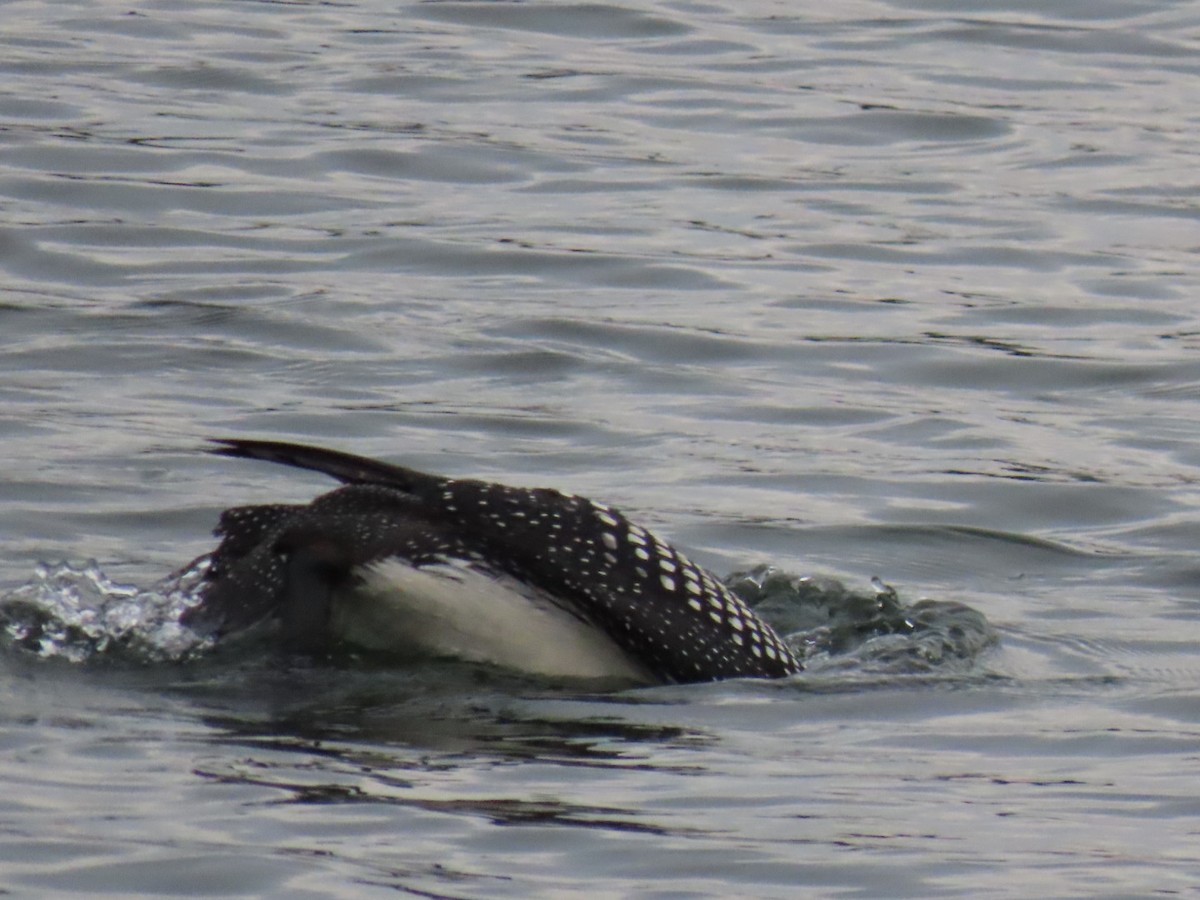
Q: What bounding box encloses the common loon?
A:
[183,439,803,685]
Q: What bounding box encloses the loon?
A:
[183,439,803,685]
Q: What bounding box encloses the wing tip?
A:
[203,437,433,491]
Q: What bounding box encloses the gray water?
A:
[2,0,1199,896]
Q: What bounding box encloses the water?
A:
[2,0,1199,895]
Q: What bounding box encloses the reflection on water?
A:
[189,670,710,837]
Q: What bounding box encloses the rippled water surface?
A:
[2,0,1199,896]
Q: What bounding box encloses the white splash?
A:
[0,557,213,662]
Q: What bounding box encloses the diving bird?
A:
[184,439,803,685]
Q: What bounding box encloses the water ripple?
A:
[2,0,1199,895]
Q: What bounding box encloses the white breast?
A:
[329,557,655,683]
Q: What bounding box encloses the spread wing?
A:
[194,439,802,682]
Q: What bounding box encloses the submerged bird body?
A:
[185,439,802,685]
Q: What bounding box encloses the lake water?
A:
[2,0,1199,896]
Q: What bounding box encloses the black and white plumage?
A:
[183,439,803,685]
